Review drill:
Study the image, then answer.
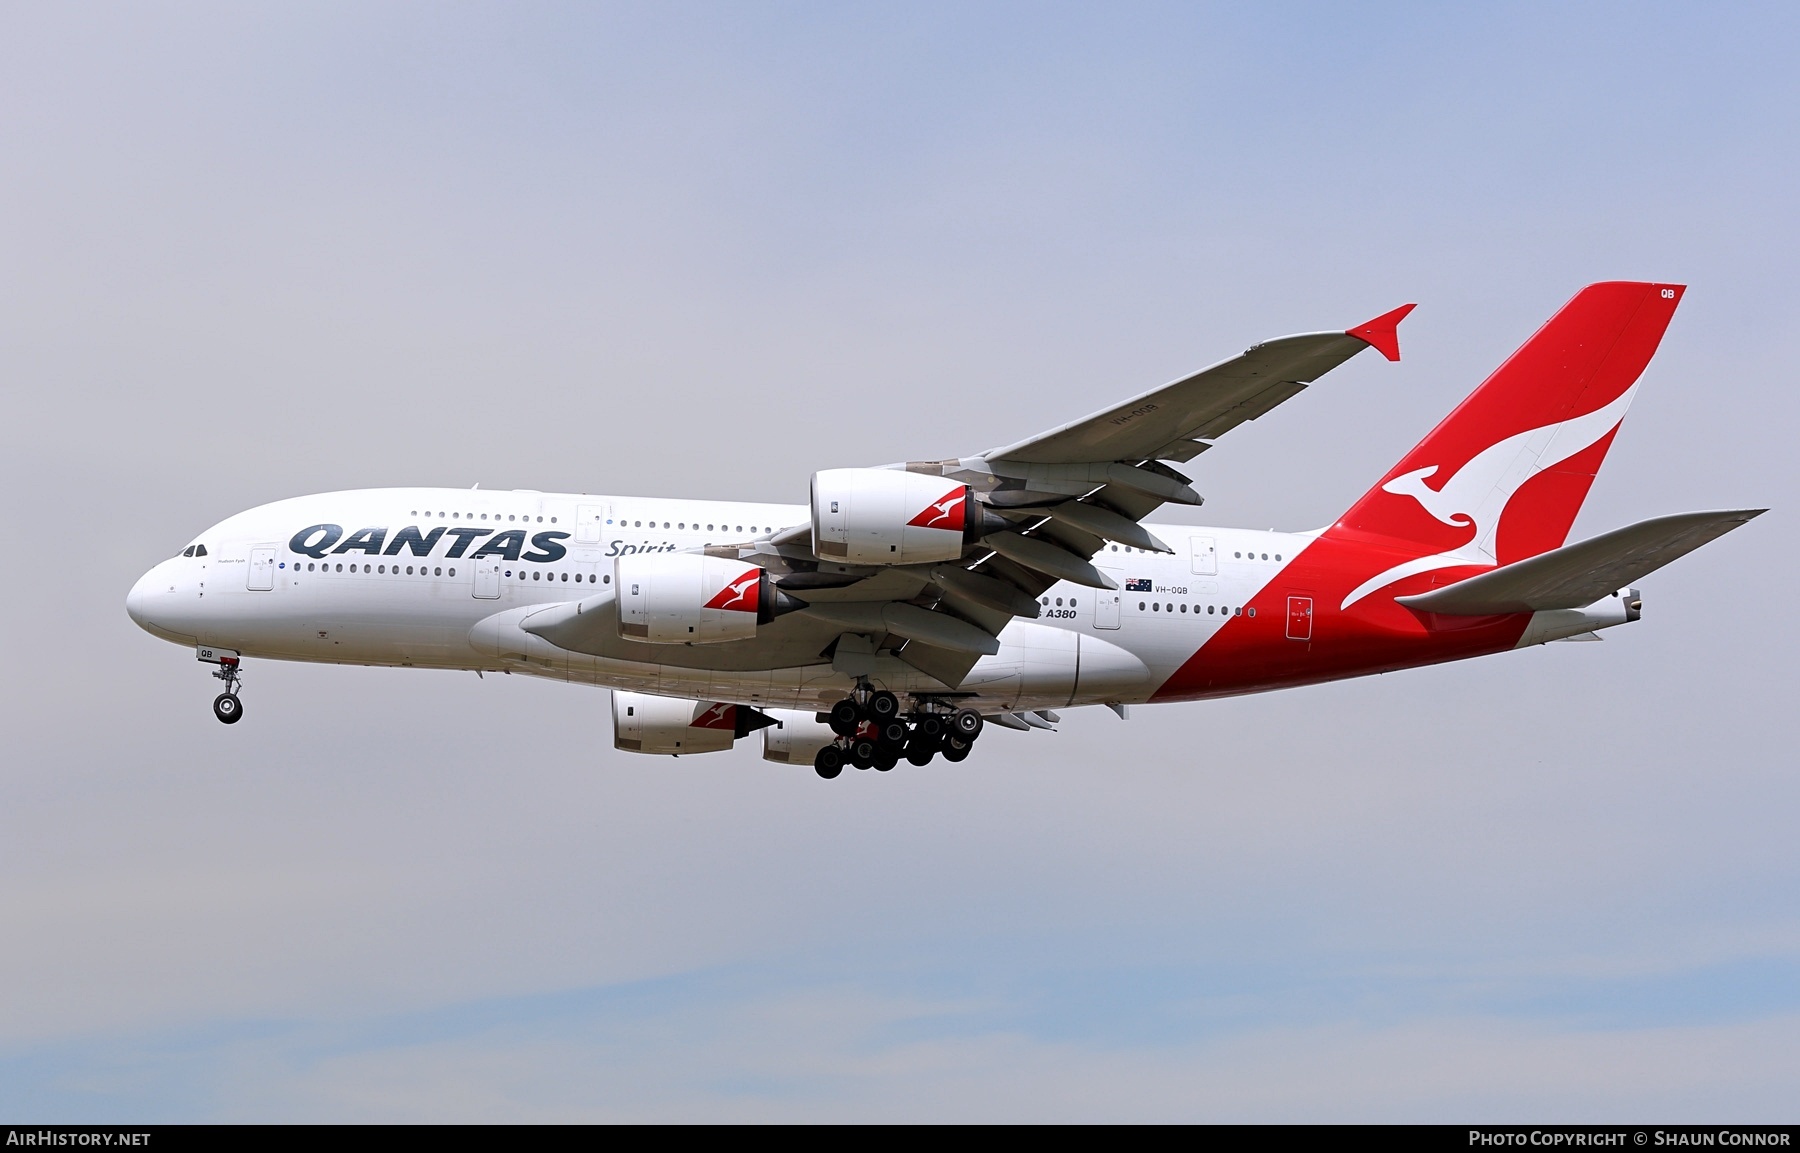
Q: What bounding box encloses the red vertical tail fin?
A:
[1330,283,1683,601]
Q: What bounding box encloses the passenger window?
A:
[434,567,442,576]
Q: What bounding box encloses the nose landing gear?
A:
[205,651,245,724]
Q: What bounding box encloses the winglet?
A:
[1347,302,1417,362]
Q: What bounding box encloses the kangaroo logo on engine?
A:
[906,487,967,531]
[703,569,761,613]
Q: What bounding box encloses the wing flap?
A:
[1396,509,1765,615]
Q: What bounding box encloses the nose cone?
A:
[127,561,198,644]
[125,572,149,627]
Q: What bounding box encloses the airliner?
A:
[127,282,1762,778]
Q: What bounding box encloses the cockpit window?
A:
[195,544,207,557]
[182,546,195,557]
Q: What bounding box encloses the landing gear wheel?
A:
[878,720,909,746]
[873,747,899,772]
[904,742,935,767]
[851,737,879,765]
[212,693,243,725]
[918,715,945,741]
[867,690,900,722]
[951,708,983,740]
[813,745,844,779]
[828,698,861,736]
[942,737,970,763]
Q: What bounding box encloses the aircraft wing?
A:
[1396,509,1766,615]
[985,304,1415,466]
[779,305,1415,688]
[530,305,1414,692]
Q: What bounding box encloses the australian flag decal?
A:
[1124,577,1153,592]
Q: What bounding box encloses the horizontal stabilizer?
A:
[1397,508,1765,615]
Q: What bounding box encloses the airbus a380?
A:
[127,282,1762,778]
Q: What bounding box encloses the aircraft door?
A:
[247,547,276,591]
[1286,596,1314,641]
[1190,536,1217,576]
[472,557,502,599]
[1094,569,1121,629]
[576,503,608,545]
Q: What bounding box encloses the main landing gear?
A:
[211,656,244,724]
[812,687,984,779]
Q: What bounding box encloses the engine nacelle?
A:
[611,692,775,755]
[617,553,776,644]
[812,468,984,565]
[761,709,840,765]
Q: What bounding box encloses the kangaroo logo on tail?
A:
[1341,383,1638,609]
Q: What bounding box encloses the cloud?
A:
[24,983,1798,1122]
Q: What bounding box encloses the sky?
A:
[1,1,1796,1121]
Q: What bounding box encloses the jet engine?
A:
[616,553,801,644]
[811,468,1001,565]
[760,709,840,765]
[611,691,775,755]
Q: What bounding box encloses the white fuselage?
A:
[126,487,1313,713]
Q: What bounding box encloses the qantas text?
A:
[290,524,571,564]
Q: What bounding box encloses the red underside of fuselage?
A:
[1150,533,1534,703]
